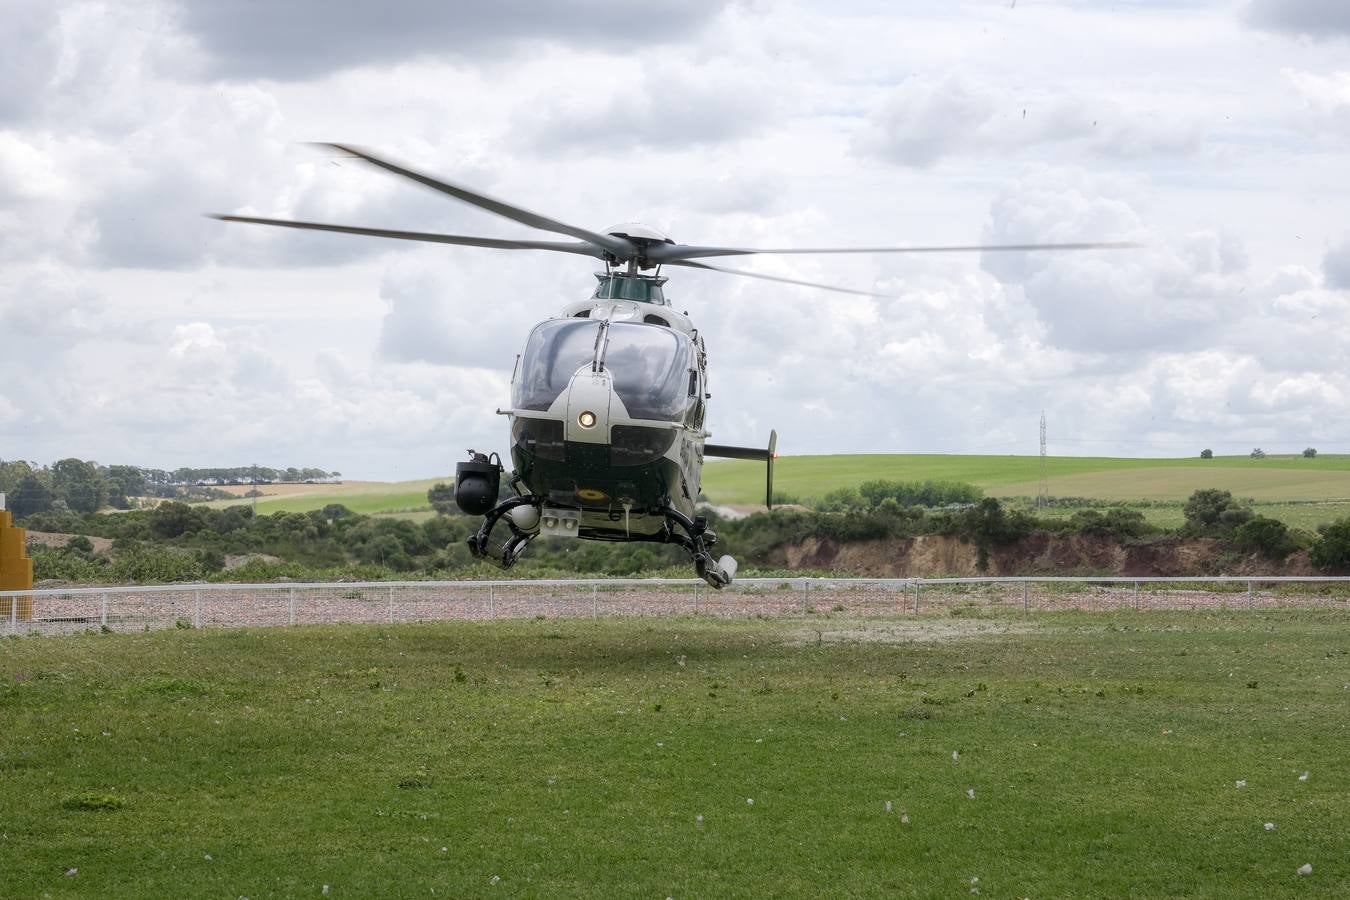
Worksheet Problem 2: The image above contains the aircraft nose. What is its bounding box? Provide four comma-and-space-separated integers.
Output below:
564, 370, 613, 444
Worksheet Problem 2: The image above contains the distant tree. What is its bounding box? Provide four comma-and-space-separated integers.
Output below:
51, 458, 106, 513
1303, 447, 1317, 459
9, 473, 54, 518
1200, 448, 1213, 459
1250, 448, 1266, 459
427, 483, 457, 516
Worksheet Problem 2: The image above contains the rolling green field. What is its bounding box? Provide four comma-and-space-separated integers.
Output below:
2, 612, 1347, 896
702, 453, 1350, 528
202, 478, 444, 517
192, 455, 1350, 531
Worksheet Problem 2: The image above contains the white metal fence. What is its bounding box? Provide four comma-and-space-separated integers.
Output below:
1, 576, 1347, 637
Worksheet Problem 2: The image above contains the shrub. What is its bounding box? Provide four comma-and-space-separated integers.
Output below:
1232, 516, 1297, 560
1183, 489, 1250, 533
1200, 448, 1213, 459
1310, 519, 1350, 572
1303, 447, 1317, 458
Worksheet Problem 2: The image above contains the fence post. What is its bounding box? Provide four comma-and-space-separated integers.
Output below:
9, 595, 15, 634
489, 584, 496, 619
289, 587, 297, 626
100, 593, 108, 629
387, 585, 395, 623
591, 584, 598, 619
194, 589, 202, 628
802, 579, 810, 613
1134, 581, 1140, 611
694, 582, 700, 614
1022, 582, 1028, 613
1248, 580, 1254, 610
913, 581, 921, 614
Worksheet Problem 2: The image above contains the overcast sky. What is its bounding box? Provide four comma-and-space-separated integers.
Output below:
2, 0, 1349, 479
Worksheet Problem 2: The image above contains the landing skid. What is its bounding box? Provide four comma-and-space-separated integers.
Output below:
465, 496, 738, 588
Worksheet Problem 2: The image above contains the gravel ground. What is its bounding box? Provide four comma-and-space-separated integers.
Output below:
5, 581, 1346, 636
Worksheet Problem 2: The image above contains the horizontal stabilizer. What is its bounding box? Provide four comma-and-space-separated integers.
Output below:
704, 430, 778, 509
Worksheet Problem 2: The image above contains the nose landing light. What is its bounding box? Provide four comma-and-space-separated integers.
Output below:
578, 410, 597, 429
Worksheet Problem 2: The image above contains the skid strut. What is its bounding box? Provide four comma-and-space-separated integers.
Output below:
662, 505, 738, 589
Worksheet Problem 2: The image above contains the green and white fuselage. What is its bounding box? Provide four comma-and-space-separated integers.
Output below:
501, 272, 708, 541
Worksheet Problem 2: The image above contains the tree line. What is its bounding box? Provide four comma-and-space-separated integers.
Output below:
0, 459, 339, 518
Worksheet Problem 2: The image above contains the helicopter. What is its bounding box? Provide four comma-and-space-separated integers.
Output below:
214, 143, 1130, 587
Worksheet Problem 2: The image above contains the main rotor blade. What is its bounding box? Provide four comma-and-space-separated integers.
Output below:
209, 214, 607, 258
317, 143, 635, 258
666, 259, 891, 298
647, 240, 1139, 264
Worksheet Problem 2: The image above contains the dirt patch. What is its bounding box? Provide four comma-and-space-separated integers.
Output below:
785, 618, 1039, 646
223, 553, 282, 570
24, 531, 115, 554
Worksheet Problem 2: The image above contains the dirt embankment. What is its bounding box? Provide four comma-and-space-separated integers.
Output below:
775, 533, 1315, 577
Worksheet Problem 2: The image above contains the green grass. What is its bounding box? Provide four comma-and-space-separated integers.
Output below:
703, 453, 1350, 528
2, 612, 1347, 896
201, 478, 444, 516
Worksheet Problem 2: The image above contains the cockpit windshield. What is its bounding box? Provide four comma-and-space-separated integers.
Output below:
512, 319, 694, 422
607, 323, 692, 421
512, 319, 598, 411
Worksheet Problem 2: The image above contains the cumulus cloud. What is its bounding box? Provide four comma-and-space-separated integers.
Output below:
166, 0, 733, 81
1325, 239, 1350, 289
1247, 1, 1350, 39
512, 59, 778, 154
854, 74, 1201, 168
0, 0, 62, 123
1282, 69, 1350, 119
977, 171, 1255, 356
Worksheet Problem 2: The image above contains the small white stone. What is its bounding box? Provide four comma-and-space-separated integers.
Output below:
1298, 771, 1309, 781
65, 868, 77, 877
323, 886, 330, 896
1264, 823, 1275, 831
746, 798, 754, 806
952, 750, 960, 762
1297, 863, 1312, 876
489, 875, 501, 886
695, 814, 704, 824
440, 847, 448, 853
966, 788, 975, 799
884, 800, 892, 813
1235, 780, 1246, 789
204, 853, 213, 861
656, 742, 664, 747
900, 813, 910, 824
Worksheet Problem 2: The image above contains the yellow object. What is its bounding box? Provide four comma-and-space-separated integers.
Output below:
0, 509, 33, 621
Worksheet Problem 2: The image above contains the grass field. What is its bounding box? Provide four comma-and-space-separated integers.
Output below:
702, 453, 1350, 528
201, 478, 445, 517
3, 612, 1347, 896
188, 454, 1350, 530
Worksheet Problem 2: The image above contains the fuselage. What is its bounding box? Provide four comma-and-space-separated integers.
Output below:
502, 273, 708, 540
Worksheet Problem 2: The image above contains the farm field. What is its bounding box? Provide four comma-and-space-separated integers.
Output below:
188, 455, 1350, 530
2, 612, 1346, 896
702, 453, 1350, 527
200, 478, 444, 517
